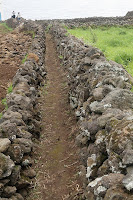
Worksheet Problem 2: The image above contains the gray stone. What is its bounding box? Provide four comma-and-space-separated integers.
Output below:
7, 144, 24, 164
90, 89, 133, 113
10, 165, 21, 186
3, 186, 16, 198
0, 139, 11, 153
123, 167, 133, 191
13, 138, 33, 154
0, 153, 15, 179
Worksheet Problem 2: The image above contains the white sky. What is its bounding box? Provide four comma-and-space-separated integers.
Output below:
1, 0, 133, 20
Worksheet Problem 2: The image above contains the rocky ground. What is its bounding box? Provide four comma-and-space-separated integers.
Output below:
0, 27, 32, 112
26, 34, 83, 200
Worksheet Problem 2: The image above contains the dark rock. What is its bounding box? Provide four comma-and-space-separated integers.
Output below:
0, 153, 15, 179
123, 166, 133, 191
104, 186, 133, 200
13, 138, 33, 154
0, 138, 11, 153
2, 186, 16, 198
7, 144, 24, 164
22, 168, 36, 179
10, 165, 21, 186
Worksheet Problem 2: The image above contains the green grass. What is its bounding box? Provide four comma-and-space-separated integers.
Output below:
0, 112, 3, 119
1, 98, 8, 110
24, 30, 35, 39
66, 26, 133, 76
22, 54, 28, 64
0, 23, 13, 34
7, 83, 13, 94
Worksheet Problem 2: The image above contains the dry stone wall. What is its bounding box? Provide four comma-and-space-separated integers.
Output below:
37, 13, 133, 29
51, 23, 133, 199
0, 21, 46, 199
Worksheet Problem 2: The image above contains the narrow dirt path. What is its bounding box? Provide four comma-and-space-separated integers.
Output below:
27, 34, 82, 200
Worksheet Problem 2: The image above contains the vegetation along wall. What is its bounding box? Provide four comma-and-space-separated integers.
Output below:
50, 22, 133, 199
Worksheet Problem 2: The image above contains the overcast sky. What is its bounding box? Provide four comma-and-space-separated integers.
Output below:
1, 0, 133, 20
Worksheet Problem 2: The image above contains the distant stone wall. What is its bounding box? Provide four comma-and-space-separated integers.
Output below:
0, 21, 46, 199
61, 16, 133, 28
37, 12, 133, 28
51, 23, 133, 199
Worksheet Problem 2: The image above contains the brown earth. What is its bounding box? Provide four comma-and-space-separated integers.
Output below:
27, 34, 83, 200
0, 27, 32, 112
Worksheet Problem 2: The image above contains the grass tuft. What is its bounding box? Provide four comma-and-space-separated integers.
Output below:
7, 83, 13, 94
1, 98, 8, 110
22, 54, 28, 64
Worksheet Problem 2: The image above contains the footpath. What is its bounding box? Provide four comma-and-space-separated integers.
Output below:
27, 34, 82, 200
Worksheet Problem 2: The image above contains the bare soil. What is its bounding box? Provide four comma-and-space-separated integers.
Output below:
27, 34, 83, 200
0, 29, 32, 112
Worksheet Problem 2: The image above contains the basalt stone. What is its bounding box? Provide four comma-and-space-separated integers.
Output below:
6, 93, 33, 111
104, 186, 133, 200
76, 133, 89, 147
16, 176, 31, 190
18, 189, 28, 198
95, 130, 106, 153
1, 111, 25, 126
12, 74, 29, 87
0, 183, 4, 196
0, 153, 15, 179
2, 186, 16, 198
10, 165, 21, 186
0, 138, 11, 153
87, 173, 124, 199
123, 166, 133, 191
13, 82, 30, 94
86, 120, 100, 140
11, 193, 24, 200
7, 106, 33, 122
7, 144, 24, 164
0, 120, 18, 140
17, 127, 32, 139
90, 89, 133, 113
97, 160, 110, 177
92, 87, 105, 101
105, 120, 133, 159
13, 138, 33, 154
22, 168, 36, 179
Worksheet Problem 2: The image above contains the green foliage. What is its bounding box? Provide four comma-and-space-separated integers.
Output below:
66, 25, 133, 77
0, 23, 13, 34
22, 54, 28, 64
1, 23, 13, 31
45, 24, 52, 33
7, 83, 13, 94
89, 26, 97, 43
1, 98, 8, 110
0, 112, 3, 119
24, 30, 35, 39
130, 86, 133, 92
58, 55, 63, 59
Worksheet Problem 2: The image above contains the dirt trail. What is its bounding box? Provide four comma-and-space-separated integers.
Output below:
27, 34, 82, 200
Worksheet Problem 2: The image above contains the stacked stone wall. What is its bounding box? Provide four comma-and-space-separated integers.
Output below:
51, 23, 133, 199
0, 21, 46, 199
37, 14, 133, 29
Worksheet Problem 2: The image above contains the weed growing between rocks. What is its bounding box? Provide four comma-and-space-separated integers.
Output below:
22, 54, 28, 64
7, 83, 13, 94
1, 98, 8, 110
0, 23, 13, 34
